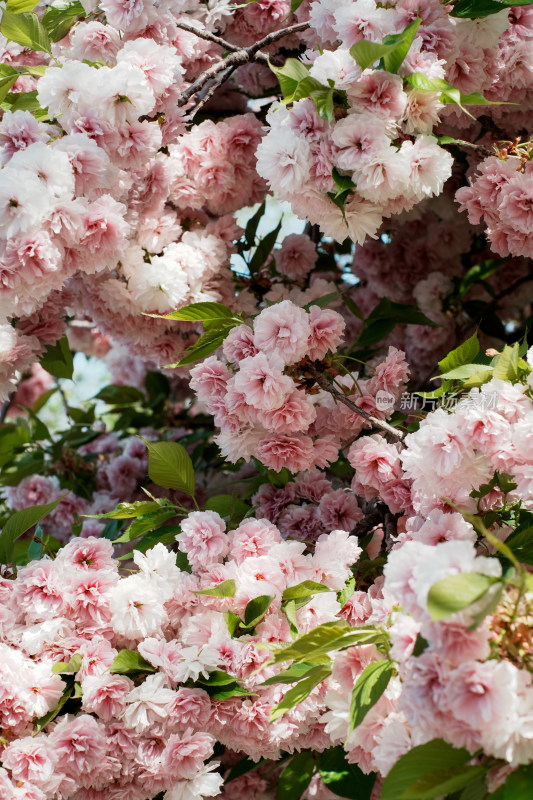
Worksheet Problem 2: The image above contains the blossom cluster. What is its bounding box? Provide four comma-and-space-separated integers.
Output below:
190, 299, 408, 472
456, 153, 533, 260
0, 523, 361, 798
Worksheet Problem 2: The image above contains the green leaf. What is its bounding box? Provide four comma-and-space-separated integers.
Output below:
262, 661, 323, 686
438, 333, 479, 374
194, 579, 236, 597
271, 621, 388, 664
196, 670, 238, 686
42, 0, 85, 42
204, 494, 250, 525
399, 766, 487, 799
451, 0, 524, 18
319, 746, 376, 800
382, 18, 422, 73
109, 649, 157, 675
152, 301, 234, 322
112, 508, 177, 543
0, 495, 65, 564
405, 72, 506, 115
492, 343, 519, 381
6, 0, 39, 13
243, 595, 273, 628
268, 57, 310, 99
381, 740, 471, 800
427, 572, 498, 621
282, 580, 332, 602
244, 200, 266, 249
173, 326, 236, 367
350, 18, 420, 72
0, 64, 20, 103
358, 299, 436, 347
0, 10, 52, 54
40, 336, 74, 380
332, 168, 356, 198
143, 439, 195, 495
96, 385, 145, 404
271, 664, 331, 721
438, 363, 492, 381
290, 0, 305, 10
458, 261, 505, 298
248, 221, 282, 276
277, 752, 315, 800
51, 653, 82, 674
504, 526, 533, 565
34, 683, 72, 732
348, 659, 395, 735
503, 765, 533, 799
86, 500, 165, 520
226, 757, 270, 783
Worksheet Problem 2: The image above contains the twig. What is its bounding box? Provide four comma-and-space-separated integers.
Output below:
175, 22, 241, 52
445, 139, 494, 159
56, 382, 72, 423
310, 366, 406, 442
178, 21, 310, 108
191, 64, 238, 116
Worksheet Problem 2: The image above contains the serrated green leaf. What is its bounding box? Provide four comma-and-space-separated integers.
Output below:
96, 385, 145, 404
262, 661, 322, 686
42, 0, 85, 42
51, 653, 82, 674
143, 439, 195, 495
0, 494, 65, 564
277, 752, 315, 800
0, 10, 51, 54
109, 649, 157, 674
151, 301, 234, 322
427, 572, 498, 621
194, 579, 236, 597
112, 508, 177, 543
348, 659, 395, 735
34, 683, 72, 732
86, 501, 165, 520
350, 18, 420, 72
268, 57, 310, 98
40, 335, 74, 380
270, 664, 331, 721
400, 766, 487, 799
282, 580, 332, 602
492, 343, 519, 381
172, 326, 236, 367
6, 0, 39, 10
243, 595, 273, 628
438, 333, 479, 374
381, 740, 471, 800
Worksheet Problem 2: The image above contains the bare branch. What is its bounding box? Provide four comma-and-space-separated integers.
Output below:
178, 21, 310, 108
310, 366, 406, 443
175, 22, 240, 52
190, 65, 239, 117
444, 139, 494, 159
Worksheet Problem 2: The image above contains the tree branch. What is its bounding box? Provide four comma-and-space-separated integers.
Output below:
178, 21, 310, 108
444, 139, 494, 159
309, 366, 406, 442
175, 22, 241, 52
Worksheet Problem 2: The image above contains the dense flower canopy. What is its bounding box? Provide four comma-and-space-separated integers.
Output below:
0, 0, 533, 798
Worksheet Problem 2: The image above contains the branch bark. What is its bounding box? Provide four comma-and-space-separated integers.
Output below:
177, 21, 310, 108
310, 366, 406, 443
